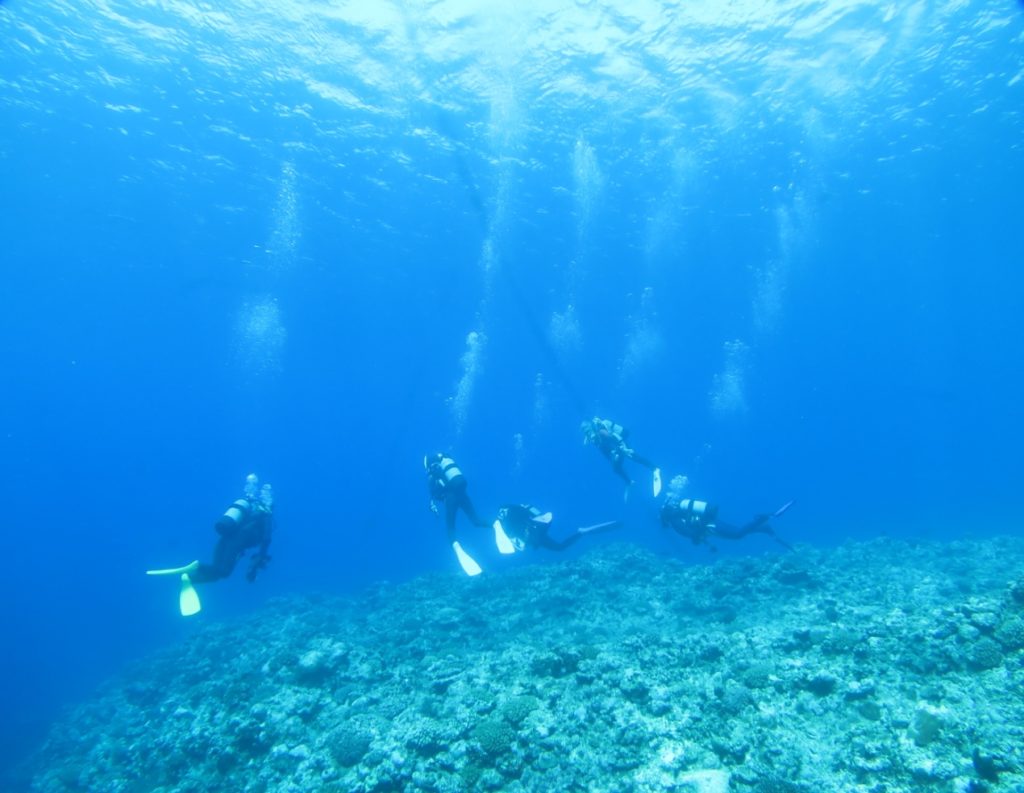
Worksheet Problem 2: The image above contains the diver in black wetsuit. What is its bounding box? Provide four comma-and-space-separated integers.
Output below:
425, 452, 490, 575
146, 473, 274, 616
581, 416, 661, 497
425, 453, 489, 540
660, 476, 793, 551
193, 477, 274, 584
494, 504, 621, 553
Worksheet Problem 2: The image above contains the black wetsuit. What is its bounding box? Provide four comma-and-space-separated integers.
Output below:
427, 456, 488, 542
498, 504, 583, 552
193, 502, 273, 583
591, 421, 656, 485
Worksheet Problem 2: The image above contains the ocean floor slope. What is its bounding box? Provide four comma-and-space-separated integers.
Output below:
29, 537, 1024, 792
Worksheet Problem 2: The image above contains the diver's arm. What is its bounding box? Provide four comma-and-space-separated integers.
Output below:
246, 515, 273, 582
427, 477, 445, 512
260, 513, 273, 553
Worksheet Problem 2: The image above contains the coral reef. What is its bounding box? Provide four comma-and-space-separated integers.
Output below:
29, 537, 1024, 792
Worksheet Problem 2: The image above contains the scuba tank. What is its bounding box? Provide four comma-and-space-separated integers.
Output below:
679, 498, 710, 516
678, 499, 718, 526
216, 498, 253, 535
217, 475, 272, 535
424, 453, 462, 482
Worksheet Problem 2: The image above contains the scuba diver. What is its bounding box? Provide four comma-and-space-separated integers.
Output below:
146, 473, 274, 616
581, 416, 662, 499
425, 452, 490, 576
492, 503, 621, 554
659, 475, 793, 552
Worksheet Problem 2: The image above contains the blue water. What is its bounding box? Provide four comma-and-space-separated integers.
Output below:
1, 0, 1022, 783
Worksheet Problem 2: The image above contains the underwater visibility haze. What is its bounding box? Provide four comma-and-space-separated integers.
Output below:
1, 0, 1023, 790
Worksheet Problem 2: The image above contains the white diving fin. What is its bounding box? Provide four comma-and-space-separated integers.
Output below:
179, 574, 202, 616
452, 541, 483, 576
493, 519, 516, 555
653, 468, 662, 497
146, 560, 199, 577
772, 499, 795, 518
577, 520, 622, 535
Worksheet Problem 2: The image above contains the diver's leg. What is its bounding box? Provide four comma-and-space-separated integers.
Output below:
192, 535, 245, 583
445, 497, 459, 543
539, 532, 584, 552
707, 521, 751, 540
744, 510, 794, 550
459, 492, 489, 528
612, 456, 633, 484
739, 514, 773, 535
625, 449, 661, 495
710, 514, 774, 540
446, 477, 486, 528
627, 450, 657, 470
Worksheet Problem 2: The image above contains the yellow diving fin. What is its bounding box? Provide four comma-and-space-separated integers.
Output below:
146, 561, 201, 617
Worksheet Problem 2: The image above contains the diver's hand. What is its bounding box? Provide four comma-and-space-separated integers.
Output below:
429, 502, 439, 516
246, 554, 270, 582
